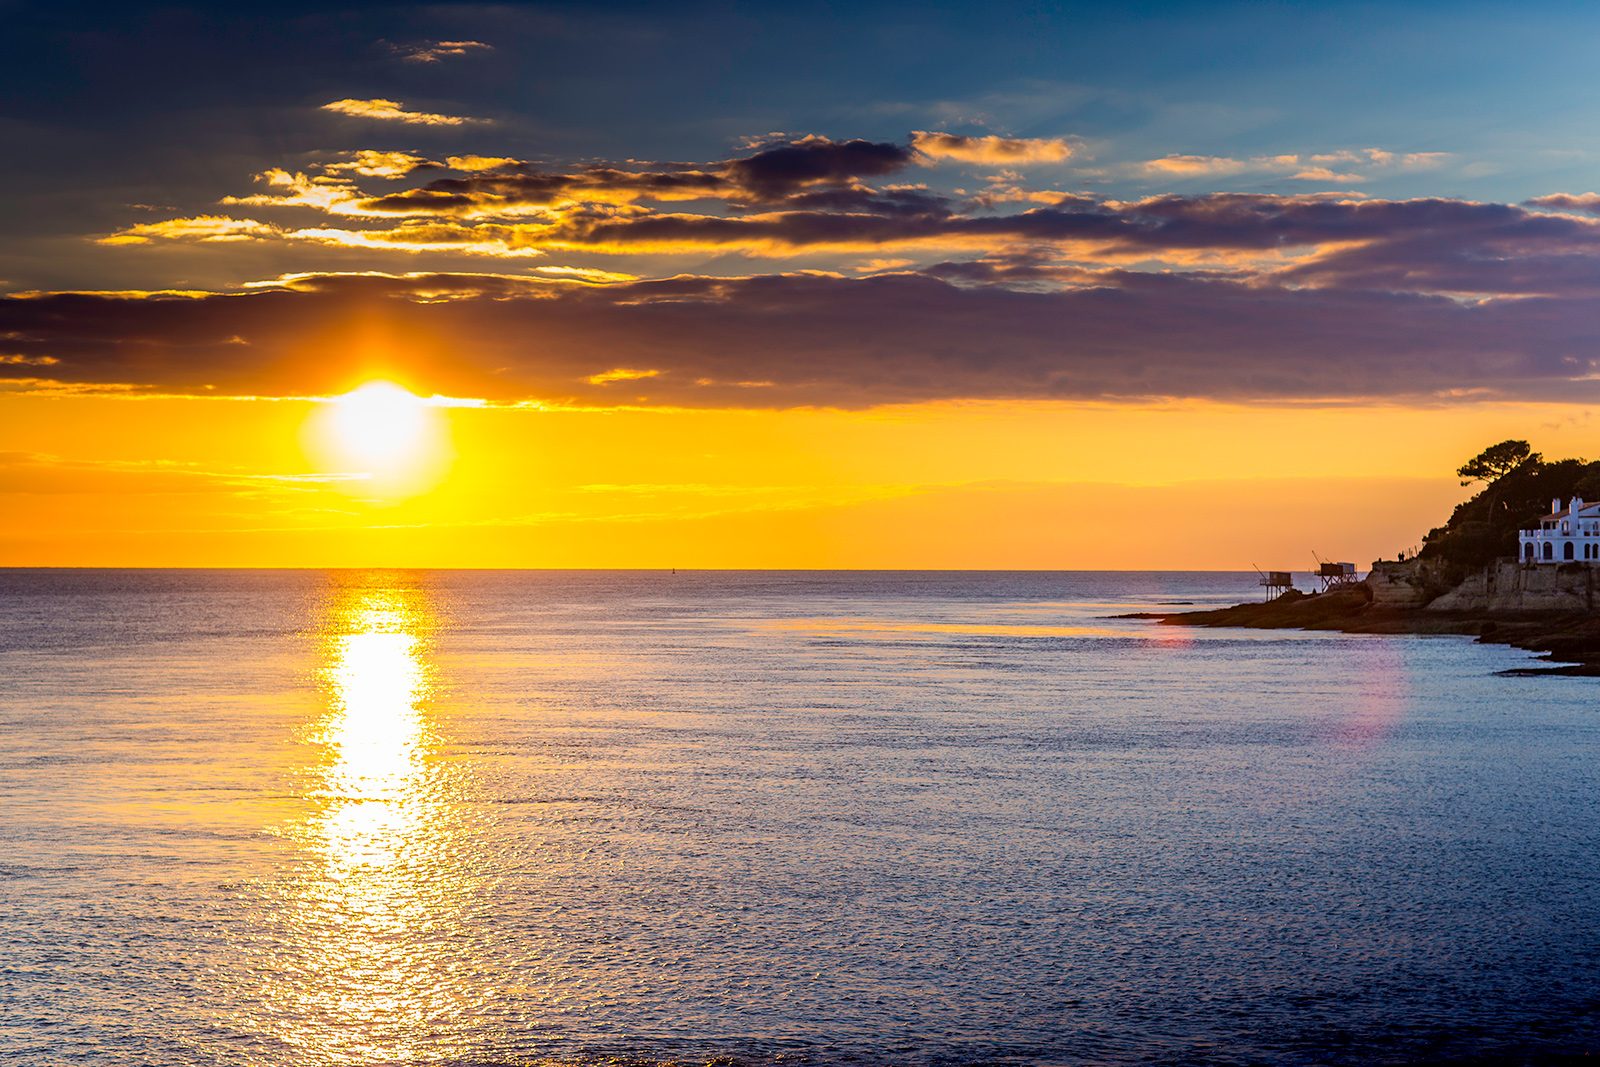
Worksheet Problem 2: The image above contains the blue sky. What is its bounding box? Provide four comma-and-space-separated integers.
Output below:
4, 1, 1597, 239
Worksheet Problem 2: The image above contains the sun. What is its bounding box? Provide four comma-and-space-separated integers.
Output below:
330, 382, 430, 469
303, 380, 453, 499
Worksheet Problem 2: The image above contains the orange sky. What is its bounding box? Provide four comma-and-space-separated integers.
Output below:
3, 389, 1587, 568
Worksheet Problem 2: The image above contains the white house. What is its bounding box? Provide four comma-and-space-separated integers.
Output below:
1520, 496, 1600, 563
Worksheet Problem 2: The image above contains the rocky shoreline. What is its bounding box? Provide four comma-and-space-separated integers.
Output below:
1127, 564, 1600, 676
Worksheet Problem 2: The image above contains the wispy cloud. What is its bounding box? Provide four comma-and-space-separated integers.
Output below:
220, 169, 372, 215
321, 98, 485, 126
586, 367, 661, 385
1141, 154, 1253, 178
324, 150, 442, 178
98, 215, 277, 245
912, 131, 1073, 165
388, 39, 492, 63
1139, 148, 1448, 183
0, 450, 359, 499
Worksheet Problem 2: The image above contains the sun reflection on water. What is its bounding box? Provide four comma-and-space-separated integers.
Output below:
319, 594, 430, 867
262, 577, 496, 1066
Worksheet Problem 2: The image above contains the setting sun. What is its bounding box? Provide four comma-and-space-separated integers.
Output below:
299, 381, 452, 499
331, 382, 429, 468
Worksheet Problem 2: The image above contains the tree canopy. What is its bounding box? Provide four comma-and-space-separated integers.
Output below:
1456, 439, 1538, 486
1422, 441, 1597, 570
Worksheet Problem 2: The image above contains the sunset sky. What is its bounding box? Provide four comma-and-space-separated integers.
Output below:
6, 0, 1600, 567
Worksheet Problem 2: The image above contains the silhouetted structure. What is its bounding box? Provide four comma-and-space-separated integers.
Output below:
1314, 559, 1359, 592
1256, 569, 1294, 601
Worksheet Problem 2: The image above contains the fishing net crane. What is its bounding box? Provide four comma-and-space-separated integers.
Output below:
1253, 565, 1294, 601
1311, 551, 1359, 592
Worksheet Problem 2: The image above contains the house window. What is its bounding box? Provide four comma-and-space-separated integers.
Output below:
1545, 541, 1555, 561
1565, 542, 1575, 561
1525, 542, 1536, 560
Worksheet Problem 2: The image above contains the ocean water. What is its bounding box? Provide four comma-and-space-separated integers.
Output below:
2, 568, 1599, 1066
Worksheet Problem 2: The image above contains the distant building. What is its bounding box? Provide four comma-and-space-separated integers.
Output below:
1519, 496, 1600, 563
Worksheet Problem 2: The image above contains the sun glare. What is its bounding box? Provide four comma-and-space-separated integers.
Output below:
332, 382, 429, 468
304, 380, 452, 498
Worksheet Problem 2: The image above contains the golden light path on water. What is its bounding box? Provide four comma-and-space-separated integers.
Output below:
261, 579, 501, 1066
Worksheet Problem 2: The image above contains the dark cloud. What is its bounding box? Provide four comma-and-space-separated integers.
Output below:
1274, 209, 1600, 295
504, 193, 1595, 267
343, 136, 920, 217
722, 137, 915, 200
179, 179, 1600, 286
354, 167, 730, 215
5, 269, 1600, 407
387, 39, 492, 64
772, 186, 953, 217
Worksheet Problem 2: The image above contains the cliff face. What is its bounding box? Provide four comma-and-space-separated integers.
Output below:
1424, 561, 1597, 613
1367, 559, 1458, 609
1366, 556, 1600, 613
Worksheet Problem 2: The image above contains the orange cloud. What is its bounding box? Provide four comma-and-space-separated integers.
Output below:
532, 265, 639, 283
320, 98, 483, 126
98, 215, 278, 245
447, 155, 524, 172
586, 367, 661, 385
324, 150, 440, 178
912, 131, 1073, 165
286, 221, 548, 256
1290, 167, 1366, 182
1141, 155, 1252, 177
221, 169, 374, 215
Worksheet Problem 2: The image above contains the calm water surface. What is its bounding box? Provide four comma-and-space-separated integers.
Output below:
2, 569, 1599, 1066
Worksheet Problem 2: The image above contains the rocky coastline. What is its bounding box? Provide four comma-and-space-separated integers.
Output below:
1137, 559, 1600, 676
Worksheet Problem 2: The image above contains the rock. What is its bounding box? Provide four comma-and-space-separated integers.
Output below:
1425, 560, 1596, 613
1366, 559, 1449, 609
1159, 561, 1600, 677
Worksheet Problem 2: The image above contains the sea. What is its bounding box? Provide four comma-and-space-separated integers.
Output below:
2, 568, 1599, 1066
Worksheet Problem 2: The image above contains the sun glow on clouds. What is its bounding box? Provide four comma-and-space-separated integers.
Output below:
911, 131, 1074, 165
98, 215, 276, 245
321, 98, 483, 126
586, 367, 660, 385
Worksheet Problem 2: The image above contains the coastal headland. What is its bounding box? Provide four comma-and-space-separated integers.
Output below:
1134, 559, 1600, 676
1128, 440, 1600, 674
